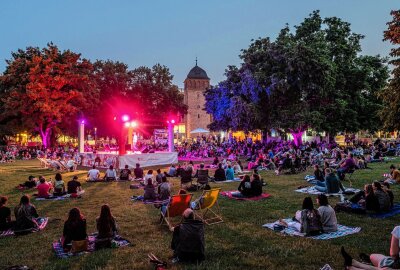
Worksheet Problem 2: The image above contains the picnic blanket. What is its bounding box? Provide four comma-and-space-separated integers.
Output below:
131, 196, 170, 205
220, 191, 271, 201
304, 175, 315, 182
215, 178, 242, 183
295, 186, 360, 196
53, 233, 131, 258
263, 218, 361, 240
35, 190, 85, 201
0, 217, 49, 237
370, 203, 400, 219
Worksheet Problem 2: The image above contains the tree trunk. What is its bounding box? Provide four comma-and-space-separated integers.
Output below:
39, 126, 52, 149
290, 130, 304, 147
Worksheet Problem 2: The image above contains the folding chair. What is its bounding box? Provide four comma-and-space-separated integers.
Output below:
180, 170, 193, 188
194, 188, 223, 225
196, 169, 210, 190
160, 193, 193, 231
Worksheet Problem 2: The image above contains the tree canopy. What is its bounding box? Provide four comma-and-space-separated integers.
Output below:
205, 11, 389, 144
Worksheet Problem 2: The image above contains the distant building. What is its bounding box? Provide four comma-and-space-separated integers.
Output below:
183, 61, 212, 138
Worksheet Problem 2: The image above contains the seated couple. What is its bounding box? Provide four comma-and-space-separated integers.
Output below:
336, 182, 393, 214
279, 195, 338, 235
309, 168, 345, 194
37, 175, 82, 198
341, 225, 400, 269
212, 163, 238, 181
230, 174, 262, 198
143, 177, 171, 201
62, 204, 118, 252
0, 195, 41, 232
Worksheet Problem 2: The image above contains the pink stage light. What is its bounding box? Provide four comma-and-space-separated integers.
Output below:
122, 115, 130, 122
124, 122, 130, 128
171, 119, 175, 124
131, 121, 138, 128
80, 120, 85, 124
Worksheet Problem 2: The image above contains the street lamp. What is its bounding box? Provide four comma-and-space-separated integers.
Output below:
167, 117, 176, 152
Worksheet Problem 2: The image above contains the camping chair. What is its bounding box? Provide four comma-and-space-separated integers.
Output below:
160, 193, 193, 231
196, 169, 210, 190
194, 188, 223, 225
180, 170, 193, 188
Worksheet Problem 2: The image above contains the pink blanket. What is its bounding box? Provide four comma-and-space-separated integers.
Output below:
220, 191, 271, 201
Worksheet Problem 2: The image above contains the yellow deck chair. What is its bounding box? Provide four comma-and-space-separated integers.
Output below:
194, 188, 223, 225
160, 193, 193, 231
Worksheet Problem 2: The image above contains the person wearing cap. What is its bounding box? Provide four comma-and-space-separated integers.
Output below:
67, 176, 82, 194
171, 208, 205, 263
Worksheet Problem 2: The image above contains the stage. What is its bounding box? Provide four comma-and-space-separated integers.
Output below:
80, 151, 178, 169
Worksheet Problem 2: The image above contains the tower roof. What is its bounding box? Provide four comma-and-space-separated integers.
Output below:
186, 60, 209, 80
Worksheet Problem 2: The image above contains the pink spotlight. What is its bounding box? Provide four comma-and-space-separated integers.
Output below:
124, 122, 130, 128
80, 120, 85, 124
122, 115, 130, 122
131, 121, 138, 128
171, 119, 175, 124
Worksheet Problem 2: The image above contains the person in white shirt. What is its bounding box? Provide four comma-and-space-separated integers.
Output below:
144, 170, 154, 186
87, 165, 100, 181
67, 158, 76, 172
104, 165, 117, 181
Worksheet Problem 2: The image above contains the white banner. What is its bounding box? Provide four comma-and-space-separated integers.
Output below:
119, 152, 178, 169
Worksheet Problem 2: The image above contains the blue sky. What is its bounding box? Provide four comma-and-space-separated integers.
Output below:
0, 1, 397, 87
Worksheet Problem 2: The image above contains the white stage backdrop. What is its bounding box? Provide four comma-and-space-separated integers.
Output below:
81, 152, 178, 169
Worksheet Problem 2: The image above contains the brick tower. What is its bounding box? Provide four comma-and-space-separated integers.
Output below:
184, 60, 211, 138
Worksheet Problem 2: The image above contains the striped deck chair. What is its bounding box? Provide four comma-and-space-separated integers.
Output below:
160, 193, 193, 231
194, 188, 223, 225
37, 158, 50, 168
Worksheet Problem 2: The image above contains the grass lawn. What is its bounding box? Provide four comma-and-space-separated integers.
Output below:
0, 160, 399, 270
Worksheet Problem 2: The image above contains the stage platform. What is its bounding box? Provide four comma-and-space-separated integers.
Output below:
80, 151, 178, 169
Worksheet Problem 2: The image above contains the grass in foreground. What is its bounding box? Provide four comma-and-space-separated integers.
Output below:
0, 160, 399, 270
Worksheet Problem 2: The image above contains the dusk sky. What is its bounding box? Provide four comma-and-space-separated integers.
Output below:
0, 1, 397, 87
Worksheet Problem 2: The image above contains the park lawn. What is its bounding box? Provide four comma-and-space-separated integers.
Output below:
0, 160, 399, 270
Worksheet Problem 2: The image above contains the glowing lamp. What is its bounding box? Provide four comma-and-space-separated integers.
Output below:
80, 120, 85, 124
171, 119, 175, 124
113, 116, 117, 121
122, 115, 130, 122
124, 122, 131, 128
130, 121, 138, 128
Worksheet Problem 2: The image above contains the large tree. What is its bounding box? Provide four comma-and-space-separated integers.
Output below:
0, 43, 98, 147
380, 10, 400, 130
205, 11, 388, 145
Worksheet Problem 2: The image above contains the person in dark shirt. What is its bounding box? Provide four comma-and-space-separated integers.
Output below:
134, 163, 144, 179
18, 175, 37, 189
213, 163, 226, 181
95, 204, 118, 249
250, 174, 263, 197
383, 182, 394, 208
14, 195, 39, 231
67, 176, 82, 194
313, 165, 324, 181
119, 165, 131, 181
0, 196, 13, 231
63, 207, 87, 251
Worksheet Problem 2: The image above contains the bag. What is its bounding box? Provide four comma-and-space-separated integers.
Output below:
273, 224, 286, 231
71, 239, 88, 253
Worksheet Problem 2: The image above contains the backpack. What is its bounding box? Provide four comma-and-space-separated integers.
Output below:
301, 209, 322, 235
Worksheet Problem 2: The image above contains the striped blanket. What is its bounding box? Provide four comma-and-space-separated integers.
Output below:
53, 233, 131, 258
35, 190, 85, 201
0, 217, 49, 237
263, 218, 361, 240
295, 186, 360, 196
131, 196, 170, 205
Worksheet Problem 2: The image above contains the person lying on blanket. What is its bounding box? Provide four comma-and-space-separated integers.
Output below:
279, 197, 323, 236
0, 196, 14, 231
14, 195, 39, 232
317, 194, 337, 232
95, 204, 118, 249
341, 226, 400, 269
53, 173, 66, 196
171, 208, 205, 264
18, 175, 37, 189
67, 176, 82, 195
231, 174, 263, 198
336, 184, 380, 214
62, 207, 87, 252
87, 165, 100, 181
37, 176, 52, 198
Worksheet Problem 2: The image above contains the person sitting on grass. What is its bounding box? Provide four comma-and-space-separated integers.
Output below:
104, 165, 117, 181
95, 204, 118, 249
0, 196, 14, 231
314, 165, 324, 182
156, 169, 164, 184
144, 179, 157, 201
232, 174, 263, 198
341, 226, 400, 269
213, 163, 226, 182
14, 195, 39, 232
336, 184, 380, 214
18, 175, 37, 189
280, 197, 322, 236
317, 194, 337, 232
314, 168, 345, 194
158, 176, 171, 201
171, 208, 205, 264
53, 173, 65, 195
67, 176, 82, 194
87, 165, 100, 181
386, 164, 400, 184
134, 163, 144, 180
165, 164, 177, 177
233, 162, 242, 174
36, 176, 52, 198
62, 207, 87, 252
383, 182, 394, 209
225, 164, 235, 181
144, 170, 154, 186
119, 165, 131, 181
373, 181, 391, 213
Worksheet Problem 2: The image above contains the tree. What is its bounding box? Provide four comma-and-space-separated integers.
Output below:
205, 11, 388, 145
380, 10, 400, 130
0, 43, 98, 147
